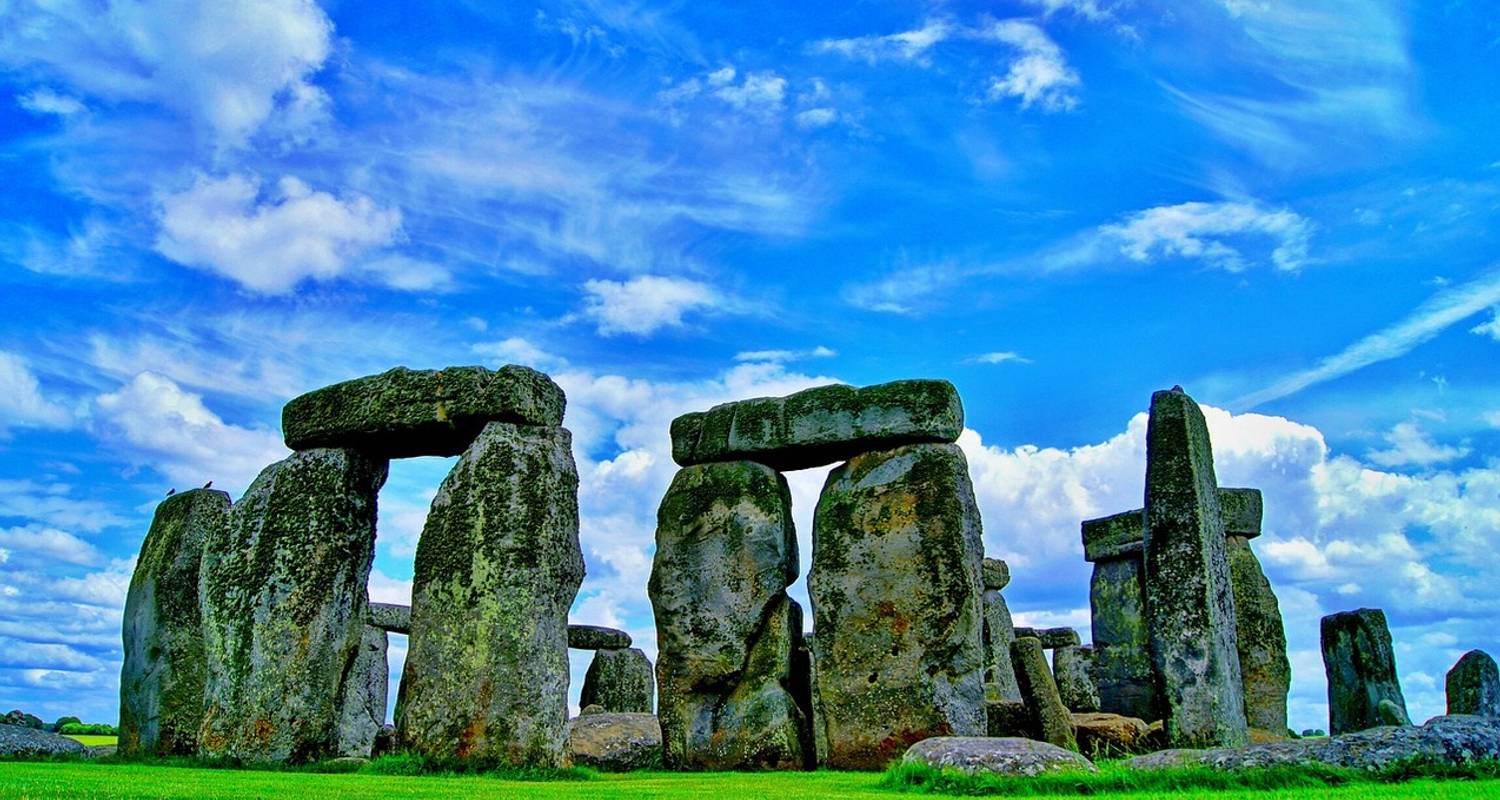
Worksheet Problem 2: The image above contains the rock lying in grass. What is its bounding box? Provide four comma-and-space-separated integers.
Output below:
0, 724, 86, 756
1071, 712, 1150, 757
1125, 714, 1500, 771
565, 713, 663, 772
902, 737, 1097, 776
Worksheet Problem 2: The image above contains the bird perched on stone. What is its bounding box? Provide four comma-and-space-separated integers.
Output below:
167, 488, 176, 496
203, 480, 213, 489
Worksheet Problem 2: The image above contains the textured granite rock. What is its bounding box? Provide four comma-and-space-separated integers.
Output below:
1227, 534, 1290, 734
1218, 488, 1263, 538
199, 448, 386, 763
0, 724, 87, 756
649, 461, 809, 770
1143, 388, 1247, 748
1013, 627, 1082, 650
1053, 645, 1101, 713
981, 589, 1021, 702
397, 422, 582, 767
580, 648, 654, 714
671, 380, 963, 471
902, 736, 1096, 776
367, 603, 410, 634
981, 558, 1011, 591
985, 689, 1030, 738
1321, 608, 1409, 736
810, 442, 986, 770
1086, 552, 1158, 722
568, 625, 633, 650
1446, 650, 1499, 716
1011, 637, 1078, 752
1071, 712, 1150, 757
565, 713, 662, 772
336, 623, 388, 757
282, 365, 565, 458
120, 488, 228, 757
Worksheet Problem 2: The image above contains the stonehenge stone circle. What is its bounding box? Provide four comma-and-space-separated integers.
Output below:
1321, 608, 1410, 735
397, 421, 583, 766
1447, 649, 1500, 716
199, 448, 387, 763
120, 488, 228, 757
282, 365, 565, 458
580, 648, 655, 714
1081, 509, 1157, 723
811, 441, 987, 769
1010, 637, 1078, 751
649, 460, 810, 770
1220, 488, 1291, 735
1143, 388, 1248, 748
670, 379, 963, 471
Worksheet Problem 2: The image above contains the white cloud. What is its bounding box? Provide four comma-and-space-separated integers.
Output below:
1024, 0, 1115, 20
92, 371, 288, 494
713, 71, 788, 115
980, 20, 1081, 112
1470, 308, 1500, 340
154, 174, 406, 294
0, 526, 101, 567
1239, 265, 1500, 407
810, 19, 955, 65
0, 351, 72, 433
0, 480, 127, 533
580, 275, 728, 336
1097, 200, 1313, 272
970, 351, 1032, 365
16, 88, 85, 116
1366, 420, 1470, 468
794, 107, 839, 129
472, 337, 568, 371
0, 0, 334, 146
733, 346, 836, 363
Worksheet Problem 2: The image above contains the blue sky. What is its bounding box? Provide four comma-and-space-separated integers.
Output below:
1, 0, 1497, 734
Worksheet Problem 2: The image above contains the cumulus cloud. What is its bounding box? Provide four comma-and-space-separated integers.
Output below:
0, 526, 101, 567
472, 337, 569, 372
980, 20, 1081, 112
154, 174, 408, 294
0, 480, 127, 533
794, 107, 839, 129
1097, 200, 1313, 272
580, 275, 729, 336
0, 0, 334, 146
0, 351, 72, 433
1366, 420, 1470, 468
810, 19, 955, 65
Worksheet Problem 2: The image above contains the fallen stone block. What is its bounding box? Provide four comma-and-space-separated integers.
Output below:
902, 737, 1097, 776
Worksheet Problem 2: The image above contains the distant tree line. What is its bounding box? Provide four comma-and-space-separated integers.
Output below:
3, 709, 118, 735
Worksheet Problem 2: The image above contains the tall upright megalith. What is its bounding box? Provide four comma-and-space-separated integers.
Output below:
120, 488, 229, 757
1220, 488, 1290, 734
1322, 608, 1410, 734
1142, 388, 1247, 748
1447, 650, 1500, 716
336, 620, 389, 758
649, 461, 809, 770
199, 449, 386, 762
980, 558, 1022, 703
397, 421, 583, 766
1081, 509, 1157, 722
810, 441, 987, 769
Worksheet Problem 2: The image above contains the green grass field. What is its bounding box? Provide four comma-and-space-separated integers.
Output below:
60, 735, 117, 747
1, 762, 1499, 800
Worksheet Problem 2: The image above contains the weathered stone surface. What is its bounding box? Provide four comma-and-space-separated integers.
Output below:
1127, 715, 1500, 771
336, 623, 388, 757
200, 448, 386, 763
1226, 535, 1290, 734
282, 365, 565, 458
981, 558, 1011, 591
1446, 650, 1499, 716
1321, 608, 1409, 736
367, 603, 409, 634
1011, 637, 1078, 752
903, 737, 1097, 776
568, 625, 632, 650
120, 488, 228, 757
397, 422, 582, 767
1218, 488, 1263, 538
581, 648, 655, 714
671, 380, 963, 471
0, 724, 86, 756
1013, 627, 1081, 650
800, 632, 829, 767
1143, 388, 1247, 749
649, 461, 809, 770
810, 442, 986, 770
1082, 509, 1144, 563
1072, 713, 1150, 757
985, 693, 1030, 738
1376, 699, 1411, 727
1054, 646, 1101, 713
1087, 555, 1158, 722
981, 589, 1021, 702
581, 705, 606, 716
565, 713, 663, 772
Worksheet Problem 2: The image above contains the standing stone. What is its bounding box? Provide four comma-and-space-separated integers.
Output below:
568, 625, 632, 650
1083, 509, 1158, 723
1224, 531, 1290, 733
1142, 388, 1247, 748
1321, 608, 1410, 735
199, 448, 387, 763
1447, 650, 1500, 716
982, 590, 1022, 702
649, 461, 809, 770
1054, 646, 1101, 713
1010, 637, 1078, 751
580, 648, 655, 714
336, 622, 388, 757
810, 442, 986, 770
397, 422, 582, 767
120, 489, 229, 757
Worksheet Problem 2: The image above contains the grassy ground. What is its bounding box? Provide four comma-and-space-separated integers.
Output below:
1, 761, 1499, 800
61, 735, 117, 747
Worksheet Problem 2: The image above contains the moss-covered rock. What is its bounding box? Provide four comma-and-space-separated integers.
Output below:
282, 365, 565, 458
1218, 488, 1263, 538
336, 623, 388, 757
1053, 646, 1100, 713
1227, 535, 1290, 734
199, 448, 386, 763
670, 379, 962, 471
981, 558, 1010, 591
1010, 637, 1078, 751
1013, 627, 1081, 650
580, 648, 655, 714
981, 589, 1021, 702
367, 602, 409, 633
396, 422, 582, 767
568, 625, 632, 650
1447, 649, 1499, 716
1321, 608, 1409, 735
809, 442, 986, 770
120, 488, 229, 757
1143, 388, 1247, 749
648, 461, 809, 770
1086, 554, 1158, 722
